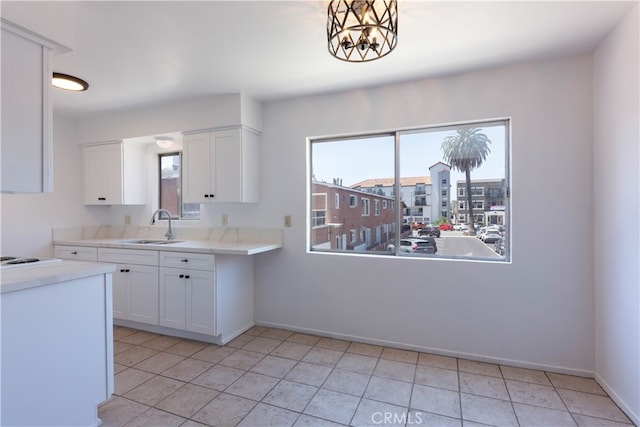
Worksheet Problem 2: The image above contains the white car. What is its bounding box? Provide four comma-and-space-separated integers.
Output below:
482, 230, 502, 243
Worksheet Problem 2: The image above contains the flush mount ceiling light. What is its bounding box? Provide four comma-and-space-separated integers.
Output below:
52, 72, 89, 91
155, 137, 174, 148
327, 0, 398, 62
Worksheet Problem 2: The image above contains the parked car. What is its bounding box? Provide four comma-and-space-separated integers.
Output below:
453, 224, 466, 231
419, 225, 440, 238
477, 227, 487, 239
387, 238, 436, 254
416, 236, 438, 253
438, 223, 453, 231
482, 230, 502, 244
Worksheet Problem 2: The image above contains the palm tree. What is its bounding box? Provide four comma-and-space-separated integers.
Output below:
441, 127, 491, 235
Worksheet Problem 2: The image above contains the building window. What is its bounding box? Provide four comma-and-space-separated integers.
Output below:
312, 211, 326, 227
159, 152, 200, 220
362, 198, 370, 216
310, 120, 509, 261
472, 187, 485, 196
335, 193, 340, 209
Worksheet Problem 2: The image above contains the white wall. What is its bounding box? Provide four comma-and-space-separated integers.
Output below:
593, 5, 640, 425
254, 54, 596, 375
0, 115, 109, 256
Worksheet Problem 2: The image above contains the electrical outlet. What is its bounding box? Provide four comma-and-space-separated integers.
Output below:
284, 215, 292, 228
222, 214, 228, 226
124, 215, 131, 225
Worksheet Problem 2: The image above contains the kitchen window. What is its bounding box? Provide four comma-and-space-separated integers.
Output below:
309, 119, 510, 261
159, 152, 200, 220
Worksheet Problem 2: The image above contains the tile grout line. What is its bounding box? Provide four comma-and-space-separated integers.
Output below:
108, 327, 634, 427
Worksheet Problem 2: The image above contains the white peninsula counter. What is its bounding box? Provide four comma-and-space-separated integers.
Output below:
1, 260, 115, 427
52, 225, 283, 345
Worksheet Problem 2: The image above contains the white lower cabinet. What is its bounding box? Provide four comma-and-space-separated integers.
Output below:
159, 267, 216, 335
56, 244, 253, 344
112, 264, 159, 324
159, 251, 216, 336
98, 248, 159, 325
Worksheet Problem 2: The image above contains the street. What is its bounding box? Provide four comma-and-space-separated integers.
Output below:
413, 230, 502, 259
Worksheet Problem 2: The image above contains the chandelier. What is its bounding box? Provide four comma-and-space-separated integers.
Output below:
327, 0, 398, 62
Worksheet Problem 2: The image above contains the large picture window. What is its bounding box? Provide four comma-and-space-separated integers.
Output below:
309, 119, 510, 261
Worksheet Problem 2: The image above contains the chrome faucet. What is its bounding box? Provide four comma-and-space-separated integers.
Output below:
150, 209, 175, 240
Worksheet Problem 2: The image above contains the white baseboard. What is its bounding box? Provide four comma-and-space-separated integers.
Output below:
255, 320, 594, 377
594, 372, 639, 426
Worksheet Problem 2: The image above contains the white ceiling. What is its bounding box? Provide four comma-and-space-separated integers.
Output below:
49, 1, 636, 119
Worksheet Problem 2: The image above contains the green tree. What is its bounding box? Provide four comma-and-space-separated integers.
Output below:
441, 128, 491, 235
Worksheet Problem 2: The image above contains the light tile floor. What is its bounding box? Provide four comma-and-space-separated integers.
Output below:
99, 326, 635, 427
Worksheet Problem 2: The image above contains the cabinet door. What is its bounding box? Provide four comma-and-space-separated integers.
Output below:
127, 264, 159, 325
83, 145, 108, 204
183, 132, 212, 203
83, 143, 124, 205
187, 270, 216, 335
112, 265, 127, 320
159, 267, 186, 330
1, 25, 53, 193
212, 128, 242, 202
103, 143, 124, 204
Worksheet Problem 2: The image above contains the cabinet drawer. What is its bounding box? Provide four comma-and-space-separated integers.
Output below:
54, 245, 98, 261
98, 248, 158, 266
159, 251, 215, 271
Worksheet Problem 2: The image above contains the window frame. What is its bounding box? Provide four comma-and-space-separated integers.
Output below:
308, 118, 511, 262
158, 151, 201, 220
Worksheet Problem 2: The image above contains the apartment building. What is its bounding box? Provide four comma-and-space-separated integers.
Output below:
351, 162, 451, 224
455, 178, 507, 226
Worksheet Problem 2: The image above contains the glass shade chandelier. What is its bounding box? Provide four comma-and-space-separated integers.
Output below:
327, 0, 398, 62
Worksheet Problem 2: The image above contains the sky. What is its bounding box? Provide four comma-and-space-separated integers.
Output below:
311, 124, 507, 196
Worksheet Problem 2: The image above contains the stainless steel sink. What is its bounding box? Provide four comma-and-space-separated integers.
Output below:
117, 239, 184, 245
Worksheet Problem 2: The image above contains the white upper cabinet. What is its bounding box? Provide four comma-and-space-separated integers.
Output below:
183, 127, 259, 203
83, 141, 146, 205
1, 23, 53, 193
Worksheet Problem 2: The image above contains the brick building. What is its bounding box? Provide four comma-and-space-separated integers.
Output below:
311, 181, 397, 251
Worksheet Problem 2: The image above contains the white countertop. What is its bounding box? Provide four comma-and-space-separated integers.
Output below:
52, 225, 284, 256
53, 238, 283, 255
1, 260, 116, 294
